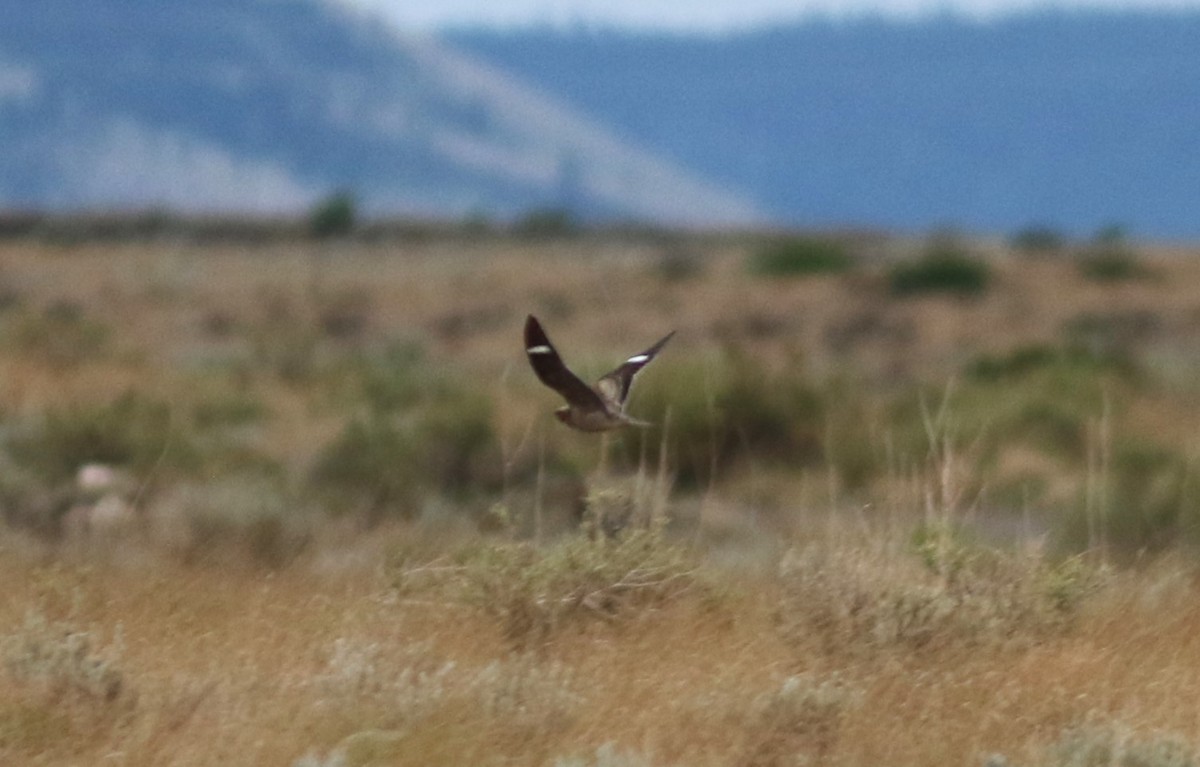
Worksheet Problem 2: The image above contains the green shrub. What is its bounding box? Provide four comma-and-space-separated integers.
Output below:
4, 391, 198, 484
653, 246, 705, 282
1076, 227, 1152, 282
966, 344, 1067, 381
1045, 722, 1198, 767
396, 530, 705, 648
1010, 224, 1067, 255
155, 474, 311, 568
747, 237, 855, 277
959, 343, 1136, 463
776, 533, 1105, 656
4, 302, 109, 368
297, 655, 581, 766
309, 381, 500, 520
415, 388, 503, 499
820, 377, 883, 491
737, 673, 860, 767
0, 610, 130, 750
1060, 442, 1200, 558
1062, 310, 1160, 364
2, 611, 126, 704
248, 291, 320, 383
191, 388, 268, 429
348, 341, 427, 414
317, 288, 373, 341
309, 418, 420, 520
513, 207, 578, 238
309, 190, 357, 239
1006, 401, 1091, 460
1078, 248, 1151, 282
465, 531, 701, 647
911, 346, 1137, 478
888, 242, 991, 297
618, 352, 831, 489
965, 344, 1131, 383
0, 392, 222, 537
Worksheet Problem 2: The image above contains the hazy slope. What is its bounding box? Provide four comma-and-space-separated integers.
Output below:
0, 0, 760, 225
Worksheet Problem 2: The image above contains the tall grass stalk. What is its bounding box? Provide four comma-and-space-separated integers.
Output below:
535, 432, 546, 542
1083, 391, 1113, 558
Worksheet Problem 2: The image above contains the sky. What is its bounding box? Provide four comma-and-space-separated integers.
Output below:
340, 0, 1200, 31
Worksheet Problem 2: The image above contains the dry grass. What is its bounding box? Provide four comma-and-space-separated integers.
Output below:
2, 538, 1200, 766
4, 231, 1200, 764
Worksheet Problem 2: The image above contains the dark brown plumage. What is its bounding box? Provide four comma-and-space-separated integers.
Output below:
524, 315, 673, 432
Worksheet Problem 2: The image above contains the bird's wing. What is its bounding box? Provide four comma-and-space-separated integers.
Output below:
524, 315, 606, 409
596, 330, 675, 408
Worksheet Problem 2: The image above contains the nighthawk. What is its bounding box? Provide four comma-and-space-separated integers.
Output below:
524, 315, 674, 432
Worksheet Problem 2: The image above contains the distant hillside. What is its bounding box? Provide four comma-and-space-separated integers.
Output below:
0, 0, 759, 226
453, 12, 1200, 239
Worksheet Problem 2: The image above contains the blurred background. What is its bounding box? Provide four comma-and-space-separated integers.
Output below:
7, 7, 1200, 763
2, 0, 1198, 237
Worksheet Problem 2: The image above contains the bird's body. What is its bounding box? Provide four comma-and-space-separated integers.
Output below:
524, 315, 673, 432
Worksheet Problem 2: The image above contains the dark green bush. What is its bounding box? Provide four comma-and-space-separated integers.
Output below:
1052, 439, 1200, 558
1077, 248, 1151, 282
309, 191, 357, 239
940, 343, 1133, 464
317, 288, 373, 341
5, 302, 109, 368
309, 418, 420, 520
820, 379, 882, 491
1094, 444, 1200, 556
653, 246, 705, 282
965, 343, 1133, 383
436, 529, 705, 647
309, 381, 501, 520
5, 392, 199, 484
882, 354, 1135, 506
1076, 226, 1152, 282
1005, 401, 1091, 460
191, 389, 268, 429
618, 353, 869, 490
248, 291, 319, 383
513, 207, 578, 238
1010, 225, 1066, 254
966, 345, 1061, 381
888, 243, 991, 297
777, 536, 1104, 656
352, 341, 427, 414
414, 388, 503, 499
747, 237, 855, 277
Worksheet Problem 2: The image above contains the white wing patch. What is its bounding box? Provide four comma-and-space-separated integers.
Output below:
527, 345, 554, 354
626, 354, 650, 364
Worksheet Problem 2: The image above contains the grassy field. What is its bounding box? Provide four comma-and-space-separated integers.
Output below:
4, 228, 1200, 765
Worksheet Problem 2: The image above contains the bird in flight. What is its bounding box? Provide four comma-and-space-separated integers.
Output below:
524, 315, 674, 432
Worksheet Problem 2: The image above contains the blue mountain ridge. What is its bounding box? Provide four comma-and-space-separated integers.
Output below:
451, 11, 1200, 239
